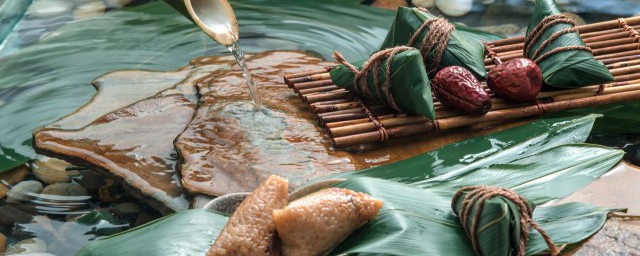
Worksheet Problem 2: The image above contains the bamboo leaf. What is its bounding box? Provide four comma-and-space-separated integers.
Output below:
76, 209, 228, 256
77, 115, 624, 256
329, 114, 602, 185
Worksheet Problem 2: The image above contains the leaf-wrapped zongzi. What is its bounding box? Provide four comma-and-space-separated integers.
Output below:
379, 7, 488, 79
525, 0, 613, 88
330, 47, 435, 120
452, 186, 560, 256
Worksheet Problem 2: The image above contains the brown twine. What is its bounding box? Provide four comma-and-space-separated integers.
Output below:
618, 18, 640, 45
596, 84, 606, 96
355, 98, 389, 142
484, 42, 502, 65
524, 14, 593, 64
407, 7, 454, 73
452, 186, 560, 256
535, 100, 549, 116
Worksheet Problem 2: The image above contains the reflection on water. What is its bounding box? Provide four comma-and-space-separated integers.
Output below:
0, 159, 161, 255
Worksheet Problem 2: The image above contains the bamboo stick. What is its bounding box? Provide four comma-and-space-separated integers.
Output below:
330, 81, 640, 142
488, 16, 640, 47
302, 90, 349, 103
333, 89, 640, 147
284, 67, 331, 87
292, 79, 334, 92
298, 85, 341, 95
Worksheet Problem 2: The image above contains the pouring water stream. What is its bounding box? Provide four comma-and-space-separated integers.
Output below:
183, 0, 263, 107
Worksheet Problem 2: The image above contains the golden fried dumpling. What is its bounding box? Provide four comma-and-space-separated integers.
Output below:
273, 188, 383, 256
208, 175, 289, 256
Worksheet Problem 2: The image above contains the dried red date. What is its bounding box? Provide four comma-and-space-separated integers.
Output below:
487, 58, 542, 103
433, 66, 492, 115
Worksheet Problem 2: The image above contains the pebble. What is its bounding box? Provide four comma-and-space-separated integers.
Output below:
27, 0, 73, 19
115, 202, 141, 215
75, 169, 106, 191
31, 156, 77, 185
7, 181, 43, 204
435, 0, 472, 17
104, 0, 133, 8
73, 1, 106, 19
41, 183, 88, 197
0, 205, 34, 227
0, 165, 29, 199
371, 0, 409, 10
4, 238, 47, 254
0, 233, 6, 254
411, 0, 435, 8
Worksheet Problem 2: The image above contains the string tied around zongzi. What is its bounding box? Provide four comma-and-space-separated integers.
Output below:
618, 18, 640, 43
407, 7, 454, 73
524, 14, 593, 64
332, 46, 415, 112
452, 186, 560, 256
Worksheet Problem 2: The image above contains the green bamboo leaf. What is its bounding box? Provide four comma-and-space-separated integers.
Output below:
76, 115, 624, 255
76, 209, 228, 256
526, 0, 613, 88
332, 177, 621, 256
329, 114, 601, 184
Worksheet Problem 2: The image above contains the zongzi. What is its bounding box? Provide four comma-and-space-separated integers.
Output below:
525, 0, 613, 88
379, 7, 488, 79
208, 175, 289, 256
452, 186, 560, 256
330, 47, 435, 119
273, 188, 383, 256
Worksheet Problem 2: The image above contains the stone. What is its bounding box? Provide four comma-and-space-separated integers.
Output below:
6, 180, 43, 204
115, 202, 141, 215
33, 64, 227, 213
0, 205, 35, 227
5, 238, 47, 254
175, 51, 532, 197
0, 165, 29, 199
411, 0, 435, 8
31, 156, 77, 185
41, 183, 88, 197
75, 169, 106, 191
0, 233, 6, 254
27, 0, 73, 19
371, 0, 409, 10
567, 217, 640, 255
73, 1, 106, 19
435, 0, 472, 17
104, 0, 133, 8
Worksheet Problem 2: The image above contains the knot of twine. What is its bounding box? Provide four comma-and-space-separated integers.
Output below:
524, 14, 593, 64
333, 46, 415, 112
408, 7, 455, 73
452, 186, 560, 256
618, 18, 640, 44
484, 42, 503, 65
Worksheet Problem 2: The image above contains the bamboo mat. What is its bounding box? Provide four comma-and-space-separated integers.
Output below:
284, 16, 640, 148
